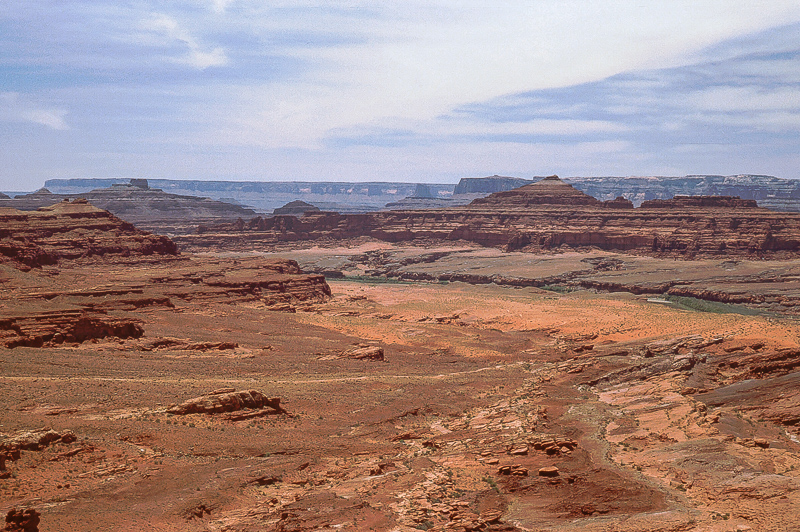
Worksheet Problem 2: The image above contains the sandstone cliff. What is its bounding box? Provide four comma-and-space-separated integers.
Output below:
2, 181, 258, 234
0, 199, 177, 270
567, 174, 800, 210
452, 175, 532, 195
187, 176, 800, 259
0, 199, 331, 348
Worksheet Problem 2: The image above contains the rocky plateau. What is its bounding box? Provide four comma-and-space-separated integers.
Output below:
1, 180, 257, 235
3, 194, 800, 531
41, 173, 800, 213
186, 176, 800, 260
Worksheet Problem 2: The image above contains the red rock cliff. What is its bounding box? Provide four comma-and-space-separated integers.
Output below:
0, 199, 178, 270
185, 177, 800, 259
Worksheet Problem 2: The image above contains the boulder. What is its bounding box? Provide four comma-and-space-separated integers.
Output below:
538, 466, 560, 477
166, 390, 286, 415
3, 509, 40, 532
0, 429, 76, 453
342, 346, 384, 361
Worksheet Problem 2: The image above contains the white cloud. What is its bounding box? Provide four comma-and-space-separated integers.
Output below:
0, 93, 69, 130
694, 110, 800, 131
141, 13, 228, 69
207, 1, 800, 148
22, 109, 70, 130
3, 1, 800, 188
327, 118, 630, 145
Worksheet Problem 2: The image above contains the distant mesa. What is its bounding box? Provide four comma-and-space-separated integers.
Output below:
453, 175, 533, 195
0, 198, 178, 271
186, 174, 800, 259
129, 178, 149, 190
273, 200, 321, 216
565, 174, 800, 212
385, 181, 476, 210
41, 173, 800, 215
44, 178, 456, 214
1, 179, 256, 234
470, 175, 602, 207
411, 183, 435, 199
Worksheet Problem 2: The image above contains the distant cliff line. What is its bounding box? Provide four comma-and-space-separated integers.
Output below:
45, 173, 800, 213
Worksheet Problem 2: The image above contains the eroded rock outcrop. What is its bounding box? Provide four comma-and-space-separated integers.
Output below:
3, 509, 40, 532
187, 176, 800, 259
343, 345, 385, 361
3, 180, 258, 234
0, 429, 77, 453
0, 311, 144, 348
1, 256, 331, 348
166, 390, 286, 415
0, 199, 177, 270
470, 175, 602, 207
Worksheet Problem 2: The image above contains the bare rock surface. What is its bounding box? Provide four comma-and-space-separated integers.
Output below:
0, 311, 143, 348
2, 180, 257, 234
1, 429, 76, 453
3, 509, 39, 532
4, 215, 800, 530
185, 175, 800, 259
0, 199, 177, 270
343, 345, 385, 361
166, 390, 286, 415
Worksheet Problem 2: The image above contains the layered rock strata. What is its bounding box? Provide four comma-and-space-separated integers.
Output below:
0, 199, 177, 270
0, 311, 143, 348
166, 390, 286, 415
0, 201, 331, 350
189, 176, 800, 259
1, 256, 332, 348
2, 181, 258, 234
567, 173, 800, 210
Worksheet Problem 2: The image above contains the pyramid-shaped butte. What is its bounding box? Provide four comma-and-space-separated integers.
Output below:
469, 175, 600, 207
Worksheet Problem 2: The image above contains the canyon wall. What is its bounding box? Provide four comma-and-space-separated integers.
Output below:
42, 173, 800, 213
2, 181, 257, 234
188, 177, 800, 259
0, 199, 177, 270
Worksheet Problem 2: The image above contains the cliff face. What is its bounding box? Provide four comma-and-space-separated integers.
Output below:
2, 181, 258, 234
452, 175, 533, 195
188, 177, 800, 259
566, 174, 800, 210
0, 199, 178, 270
640, 196, 759, 208
471, 175, 602, 207
0, 199, 331, 348
44, 178, 456, 214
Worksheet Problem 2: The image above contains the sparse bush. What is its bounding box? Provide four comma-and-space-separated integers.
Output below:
483, 475, 499, 493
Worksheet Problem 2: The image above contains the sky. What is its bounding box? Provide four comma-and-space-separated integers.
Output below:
1, 1, 800, 191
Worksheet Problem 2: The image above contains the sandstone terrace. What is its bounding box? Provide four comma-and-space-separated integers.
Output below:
188, 176, 800, 260
4, 192, 800, 531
